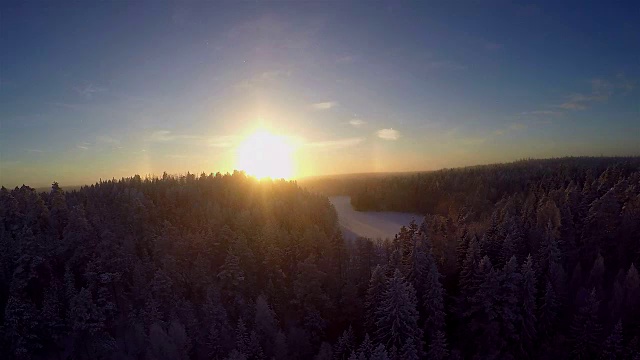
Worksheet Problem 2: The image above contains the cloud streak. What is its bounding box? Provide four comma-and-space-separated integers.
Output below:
96, 135, 120, 145
377, 128, 400, 140
74, 83, 107, 99
558, 91, 608, 110
555, 75, 634, 111
348, 119, 366, 127
616, 73, 636, 94
305, 137, 364, 149
520, 110, 560, 116
149, 130, 196, 142
311, 101, 338, 110
48, 102, 83, 110
75, 141, 92, 150
235, 70, 292, 90
148, 130, 238, 148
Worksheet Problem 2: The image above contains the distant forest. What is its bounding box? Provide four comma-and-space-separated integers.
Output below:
2, 157, 640, 359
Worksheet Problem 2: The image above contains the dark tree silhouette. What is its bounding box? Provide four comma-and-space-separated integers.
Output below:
1, 158, 640, 359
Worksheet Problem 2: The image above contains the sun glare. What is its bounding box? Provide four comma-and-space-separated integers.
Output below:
236, 130, 295, 179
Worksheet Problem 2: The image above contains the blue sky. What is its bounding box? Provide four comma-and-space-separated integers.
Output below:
1, 1, 639, 187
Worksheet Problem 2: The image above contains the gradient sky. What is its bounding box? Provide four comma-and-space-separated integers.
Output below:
1, 1, 639, 187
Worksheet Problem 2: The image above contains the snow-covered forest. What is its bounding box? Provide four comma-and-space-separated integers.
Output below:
2, 158, 640, 359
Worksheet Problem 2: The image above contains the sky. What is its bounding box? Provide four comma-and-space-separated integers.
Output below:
1, 1, 639, 187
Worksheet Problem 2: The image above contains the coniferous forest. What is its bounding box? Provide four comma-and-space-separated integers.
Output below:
1, 157, 640, 360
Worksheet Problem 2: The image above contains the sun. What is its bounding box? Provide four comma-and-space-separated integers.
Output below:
236, 130, 295, 179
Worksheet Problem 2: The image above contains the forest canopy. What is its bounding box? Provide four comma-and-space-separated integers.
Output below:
1, 157, 640, 359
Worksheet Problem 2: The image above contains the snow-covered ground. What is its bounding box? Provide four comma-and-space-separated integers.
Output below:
329, 196, 423, 241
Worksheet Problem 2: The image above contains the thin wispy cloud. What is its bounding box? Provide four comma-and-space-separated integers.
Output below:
558, 100, 587, 110
555, 75, 633, 111
235, 70, 292, 90
149, 130, 199, 142
74, 83, 107, 99
148, 130, 238, 148
312, 101, 338, 110
377, 128, 400, 140
348, 119, 366, 127
520, 110, 560, 116
590, 78, 614, 96
558, 92, 606, 110
306, 137, 364, 149
516, 110, 562, 125
149, 130, 176, 142
26, 149, 45, 153
48, 102, 83, 110
96, 135, 120, 145
76, 141, 91, 150
615, 73, 636, 94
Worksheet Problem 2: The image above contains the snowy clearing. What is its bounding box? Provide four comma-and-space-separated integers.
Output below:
329, 196, 423, 241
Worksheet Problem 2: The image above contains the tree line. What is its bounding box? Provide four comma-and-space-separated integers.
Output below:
1, 157, 639, 359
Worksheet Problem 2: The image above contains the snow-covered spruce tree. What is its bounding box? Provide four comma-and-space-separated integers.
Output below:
365, 265, 387, 334
420, 244, 446, 341
375, 269, 423, 356
520, 254, 537, 357
570, 288, 602, 359
498, 255, 522, 357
